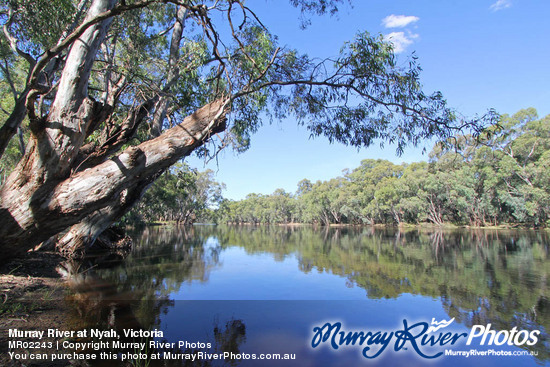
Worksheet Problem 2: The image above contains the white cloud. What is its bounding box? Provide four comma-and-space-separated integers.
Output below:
383, 32, 418, 54
382, 14, 420, 28
490, 0, 512, 11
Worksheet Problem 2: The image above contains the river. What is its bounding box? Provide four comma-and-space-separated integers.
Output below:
68, 225, 549, 366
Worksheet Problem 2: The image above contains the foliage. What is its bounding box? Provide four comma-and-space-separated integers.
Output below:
128, 108, 548, 228
218, 109, 550, 227
123, 163, 224, 225
0, 0, 496, 160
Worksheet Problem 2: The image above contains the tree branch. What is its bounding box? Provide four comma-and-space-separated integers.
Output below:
0, 58, 19, 101
27, 0, 159, 90
2, 7, 36, 68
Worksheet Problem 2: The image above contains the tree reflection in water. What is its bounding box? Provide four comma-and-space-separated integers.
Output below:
63, 225, 549, 362
59, 226, 246, 366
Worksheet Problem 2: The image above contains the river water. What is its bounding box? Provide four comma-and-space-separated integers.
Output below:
70, 225, 549, 366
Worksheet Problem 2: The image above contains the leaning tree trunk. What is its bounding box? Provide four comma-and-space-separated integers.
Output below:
54, 177, 154, 257
0, 99, 228, 259
0, 0, 231, 260
53, 5, 190, 257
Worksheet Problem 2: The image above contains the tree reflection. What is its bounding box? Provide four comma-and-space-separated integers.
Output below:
210, 225, 549, 359
65, 225, 549, 361
60, 227, 246, 366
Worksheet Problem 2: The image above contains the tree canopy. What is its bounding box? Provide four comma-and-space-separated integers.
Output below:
219, 109, 550, 227
0, 0, 495, 258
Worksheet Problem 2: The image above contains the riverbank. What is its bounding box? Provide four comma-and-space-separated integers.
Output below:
0, 252, 72, 366
194, 221, 547, 230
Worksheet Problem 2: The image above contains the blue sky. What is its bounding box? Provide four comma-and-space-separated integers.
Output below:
188, 0, 550, 200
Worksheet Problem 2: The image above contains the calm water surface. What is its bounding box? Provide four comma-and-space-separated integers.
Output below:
70, 226, 550, 366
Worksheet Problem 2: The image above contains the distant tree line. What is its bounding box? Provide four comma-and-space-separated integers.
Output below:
122, 163, 225, 226
116, 109, 548, 227
218, 109, 550, 227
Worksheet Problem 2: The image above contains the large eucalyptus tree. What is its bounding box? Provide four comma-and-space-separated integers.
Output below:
0, 0, 493, 258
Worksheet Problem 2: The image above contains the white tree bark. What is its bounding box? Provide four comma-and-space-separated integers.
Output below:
0, 99, 228, 259
0, 0, 233, 260
43, 0, 117, 179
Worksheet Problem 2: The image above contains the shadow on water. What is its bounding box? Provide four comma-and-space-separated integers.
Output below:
62, 225, 550, 364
